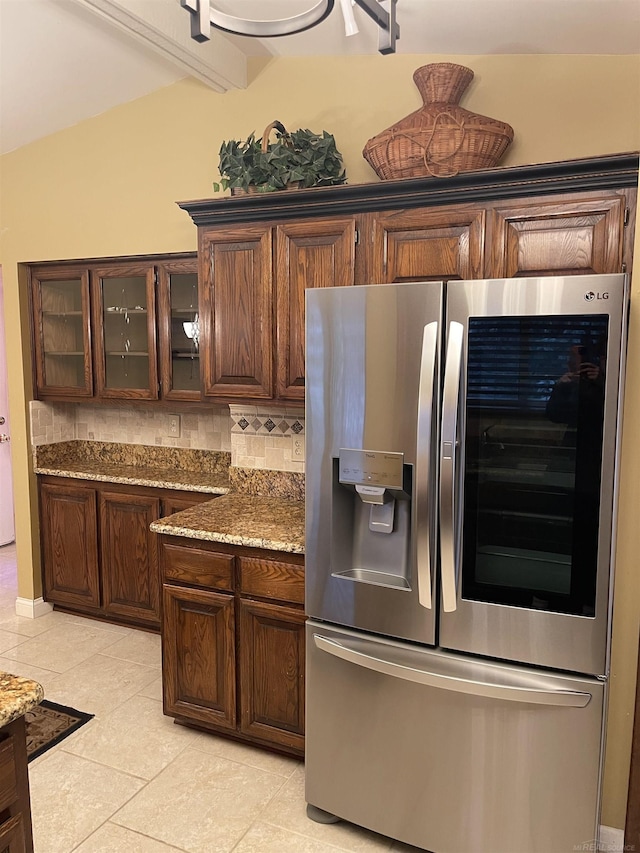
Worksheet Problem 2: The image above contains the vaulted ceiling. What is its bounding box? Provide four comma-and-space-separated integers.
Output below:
1, 0, 639, 154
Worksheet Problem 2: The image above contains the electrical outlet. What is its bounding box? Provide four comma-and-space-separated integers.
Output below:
168, 415, 181, 438
293, 435, 305, 459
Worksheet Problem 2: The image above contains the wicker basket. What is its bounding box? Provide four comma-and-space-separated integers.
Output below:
363, 63, 514, 180
230, 121, 302, 195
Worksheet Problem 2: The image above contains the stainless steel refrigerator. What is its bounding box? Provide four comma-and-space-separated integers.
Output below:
304, 274, 628, 853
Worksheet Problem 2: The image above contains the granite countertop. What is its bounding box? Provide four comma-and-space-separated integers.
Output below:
34, 441, 231, 495
0, 672, 44, 727
34, 441, 306, 553
34, 458, 231, 494
150, 493, 305, 554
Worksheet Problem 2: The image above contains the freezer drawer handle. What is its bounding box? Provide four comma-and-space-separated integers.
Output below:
314, 635, 592, 708
440, 321, 465, 613
415, 321, 439, 609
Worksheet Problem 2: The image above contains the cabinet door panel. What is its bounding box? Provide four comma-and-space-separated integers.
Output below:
163, 584, 236, 729
239, 599, 305, 752
276, 218, 356, 400
99, 491, 161, 626
369, 207, 485, 283
157, 259, 201, 401
488, 195, 625, 277
40, 483, 100, 611
0, 813, 26, 853
31, 266, 93, 399
92, 263, 158, 400
200, 226, 273, 398
0, 717, 33, 853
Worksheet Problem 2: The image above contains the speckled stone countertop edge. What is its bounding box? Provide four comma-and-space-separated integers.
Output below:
0, 672, 44, 728
34, 467, 231, 495
149, 520, 304, 554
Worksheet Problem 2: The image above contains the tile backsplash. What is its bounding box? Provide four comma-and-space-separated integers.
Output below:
229, 406, 305, 474
29, 401, 305, 473
29, 402, 75, 446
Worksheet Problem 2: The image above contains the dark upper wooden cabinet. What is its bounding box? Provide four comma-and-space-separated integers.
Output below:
29, 156, 638, 406
30, 253, 199, 403
39, 481, 100, 612
367, 206, 486, 283
198, 217, 356, 403
91, 262, 159, 400
30, 266, 93, 398
157, 258, 201, 401
486, 193, 627, 278
199, 225, 274, 399
275, 218, 356, 400
99, 490, 161, 627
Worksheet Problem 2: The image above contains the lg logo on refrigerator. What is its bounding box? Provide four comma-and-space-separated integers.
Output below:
585, 291, 609, 301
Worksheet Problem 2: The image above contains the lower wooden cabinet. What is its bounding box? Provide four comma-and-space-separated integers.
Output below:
39, 476, 212, 629
163, 584, 236, 729
39, 482, 101, 613
100, 491, 161, 626
160, 535, 305, 756
238, 598, 305, 752
0, 717, 35, 853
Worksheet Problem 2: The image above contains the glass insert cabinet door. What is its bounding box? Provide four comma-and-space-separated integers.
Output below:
92, 264, 158, 399
31, 267, 93, 397
157, 260, 201, 400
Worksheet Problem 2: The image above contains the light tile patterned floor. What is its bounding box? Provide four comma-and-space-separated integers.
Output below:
0, 543, 422, 853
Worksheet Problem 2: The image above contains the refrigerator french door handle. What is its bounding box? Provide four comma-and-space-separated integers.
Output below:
440, 321, 464, 613
415, 322, 439, 609
314, 635, 592, 708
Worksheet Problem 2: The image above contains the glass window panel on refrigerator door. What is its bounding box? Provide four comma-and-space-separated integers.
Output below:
462, 314, 609, 617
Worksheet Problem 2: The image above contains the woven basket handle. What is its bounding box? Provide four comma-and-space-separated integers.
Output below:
261, 120, 289, 152
422, 111, 466, 177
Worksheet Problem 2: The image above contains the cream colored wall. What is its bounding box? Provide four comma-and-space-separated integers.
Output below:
1, 53, 639, 829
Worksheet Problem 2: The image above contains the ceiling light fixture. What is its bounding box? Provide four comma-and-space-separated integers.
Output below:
181, 0, 399, 55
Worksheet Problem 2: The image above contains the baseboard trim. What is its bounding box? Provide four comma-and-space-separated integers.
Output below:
599, 825, 625, 851
15, 597, 54, 619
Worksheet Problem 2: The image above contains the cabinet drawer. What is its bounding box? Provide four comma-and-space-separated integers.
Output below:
239, 556, 304, 605
163, 543, 234, 591
0, 734, 18, 812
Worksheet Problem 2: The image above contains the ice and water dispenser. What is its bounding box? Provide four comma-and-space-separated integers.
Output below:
330, 449, 413, 591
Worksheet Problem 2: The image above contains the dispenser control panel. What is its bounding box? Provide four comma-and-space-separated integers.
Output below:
338, 449, 404, 489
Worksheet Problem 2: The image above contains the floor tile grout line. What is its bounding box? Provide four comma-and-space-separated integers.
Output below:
185, 741, 299, 780
260, 816, 385, 852
45, 746, 154, 784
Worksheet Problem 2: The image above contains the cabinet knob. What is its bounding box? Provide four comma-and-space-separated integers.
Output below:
0, 435, 9, 443
0, 417, 5, 425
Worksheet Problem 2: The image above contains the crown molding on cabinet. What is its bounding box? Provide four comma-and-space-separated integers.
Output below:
179, 152, 640, 227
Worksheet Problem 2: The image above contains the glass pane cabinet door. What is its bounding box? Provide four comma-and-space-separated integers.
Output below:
93, 265, 158, 399
157, 261, 201, 400
31, 268, 92, 396
462, 314, 609, 617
